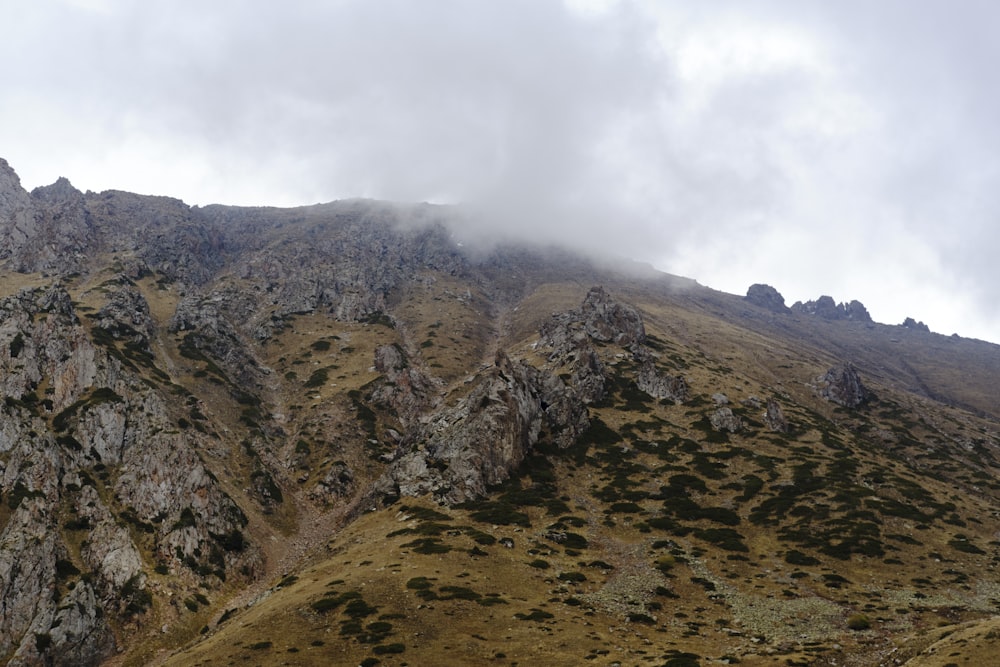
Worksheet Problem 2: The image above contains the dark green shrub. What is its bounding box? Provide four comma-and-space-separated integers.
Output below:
304, 368, 329, 388
784, 549, 820, 566
515, 609, 555, 621
35, 633, 52, 652
373, 643, 406, 654
846, 613, 871, 630
400, 538, 452, 554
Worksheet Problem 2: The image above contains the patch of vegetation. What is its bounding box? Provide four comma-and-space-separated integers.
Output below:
35, 633, 52, 653
54, 559, 81, 580
7, 481, 44, 510
9, 332, 24, 358
949, 535, 986, 555
122, 574, 152, 616
400, 538, 453, 554
304, 368, 330, 388
172, 507, 197, 530
52, 387, 124, 432
846, 613, 871, 631
785, 549, 820, 566
515, 609, 555, 622
373, 642, 406, 655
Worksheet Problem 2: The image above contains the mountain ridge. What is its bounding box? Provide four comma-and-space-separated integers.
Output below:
1, 160, 999, 666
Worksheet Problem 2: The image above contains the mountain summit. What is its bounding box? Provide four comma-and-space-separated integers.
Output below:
1, 161, 999, 666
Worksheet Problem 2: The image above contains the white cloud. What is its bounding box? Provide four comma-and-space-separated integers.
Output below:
1, 0, 999, 342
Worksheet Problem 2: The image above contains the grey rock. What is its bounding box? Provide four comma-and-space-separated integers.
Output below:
312, 461, 355, 502
380, 352, 543, 504
580, 286, 646, 345
791, 296, 873, 323
93, 276, 156, 351
709, 407, 743, 433
370, 344, 440, 425
745, 284, 789, 312
636, 361, 688, 404
902, 317, 930, 333
817, 363, 870, 408
763, 399, 789, 432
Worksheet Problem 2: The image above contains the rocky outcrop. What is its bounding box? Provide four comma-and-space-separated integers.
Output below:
0, 284, 260, 664
0, 160, 42, 268
84, 190, 223, 285
580, 286, 646, 345
169, 292, 268, 394
370, 343, 440, 425
745, 284, 789, 313
817, 363, 871, 408
377, 352, 543, 504
792, 296, 873, 323
379, 288, 651, 504
17, 178, 93, 274
93, 275, 156, 353
763, 398, 789, 432
211, 207, 468, 334
312, 462, 355, 501
902, 317, 930, 333
709, 407, 743, 433
636, 360, 688, 404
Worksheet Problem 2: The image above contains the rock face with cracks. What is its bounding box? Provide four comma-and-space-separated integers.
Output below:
378, 287, 652, 504
0, 285, 260, 665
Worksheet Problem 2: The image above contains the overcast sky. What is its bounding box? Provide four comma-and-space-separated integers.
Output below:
3, 1, 999, 343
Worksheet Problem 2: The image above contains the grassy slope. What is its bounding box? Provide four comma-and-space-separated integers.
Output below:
154, 277, 1000, 667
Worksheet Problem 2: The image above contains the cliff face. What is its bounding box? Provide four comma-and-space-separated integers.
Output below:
0, 283, 259, 665
2, 161, 1000, 666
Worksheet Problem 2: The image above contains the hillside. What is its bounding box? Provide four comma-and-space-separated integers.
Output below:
1, 159, 999, 667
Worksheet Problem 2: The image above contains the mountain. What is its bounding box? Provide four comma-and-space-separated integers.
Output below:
1, 158, 999, 667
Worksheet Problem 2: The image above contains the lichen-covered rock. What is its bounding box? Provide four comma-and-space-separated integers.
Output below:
311, 461, 355, 501
636, 361, 688, 404
818, 363, 870, 408
709, 407, 743, 433
378, 352, 543, 504
93, 276, 156, 352
580, 286, 646, 345
370, 343, 440, 424
0, 283, 260, 665
169, 293, 268, 393
763, 398, 789, 432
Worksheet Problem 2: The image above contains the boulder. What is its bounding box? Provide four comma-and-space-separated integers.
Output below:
763, 398, 789, 432
709, 407, 743, 433
818, 363, 870, 408
745, 284, 789, 313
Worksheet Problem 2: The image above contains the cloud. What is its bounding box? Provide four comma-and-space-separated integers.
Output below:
2, 0, 1000, 341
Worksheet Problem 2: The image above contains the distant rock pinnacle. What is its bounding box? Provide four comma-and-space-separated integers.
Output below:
745, 284, 789, 313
